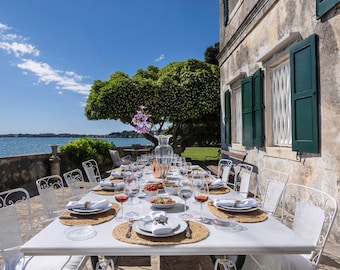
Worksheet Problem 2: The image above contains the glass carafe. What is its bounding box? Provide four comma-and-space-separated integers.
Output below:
154, 135, 173, 182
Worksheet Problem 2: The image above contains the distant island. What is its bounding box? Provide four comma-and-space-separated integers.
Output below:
0, 130, 144, 139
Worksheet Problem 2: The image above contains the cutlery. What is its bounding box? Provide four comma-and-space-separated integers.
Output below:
126, 219, 133, 238
185, 220, 191, 238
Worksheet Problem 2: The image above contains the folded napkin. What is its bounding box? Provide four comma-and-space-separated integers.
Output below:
67, 199, 110, 210
190, 171, 207, 178
120, 165, 130, 171
111, 171, 122, 178
213, 198, 258, 208
209, 178, 223, 188
149, 211, 173, 235
99, 181, 125, 190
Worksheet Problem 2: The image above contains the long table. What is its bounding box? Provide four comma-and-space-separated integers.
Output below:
21, 169, 314, 261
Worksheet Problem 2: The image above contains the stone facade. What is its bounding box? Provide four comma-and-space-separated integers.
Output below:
218, 0, 340, 243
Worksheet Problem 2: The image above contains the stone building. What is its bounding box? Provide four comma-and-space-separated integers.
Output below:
217, 0, 340, 243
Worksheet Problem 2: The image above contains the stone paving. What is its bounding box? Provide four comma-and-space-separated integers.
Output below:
6, 186, 338, 270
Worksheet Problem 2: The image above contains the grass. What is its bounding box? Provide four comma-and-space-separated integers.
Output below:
181, 146, 220, 161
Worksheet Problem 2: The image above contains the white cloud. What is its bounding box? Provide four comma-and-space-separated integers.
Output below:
154, 54, 165, 62
0, 22, 90, 96
18, 59, 91, 95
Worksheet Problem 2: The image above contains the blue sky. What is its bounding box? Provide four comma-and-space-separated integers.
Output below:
0, 1, 219, 135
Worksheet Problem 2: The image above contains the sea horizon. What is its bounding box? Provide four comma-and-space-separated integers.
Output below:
0, 137, 151, 158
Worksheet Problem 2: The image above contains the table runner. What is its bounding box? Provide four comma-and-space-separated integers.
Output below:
207, 202, 267, 223
112, 220, 209, 246
59, 202, 120, 226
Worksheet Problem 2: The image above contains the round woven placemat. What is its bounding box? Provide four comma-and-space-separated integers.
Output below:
209, 187, 230, 195
93, 188, 122, 196
112, 220, 209, 246
207, 202, 267, 223
59, 202, 120, 226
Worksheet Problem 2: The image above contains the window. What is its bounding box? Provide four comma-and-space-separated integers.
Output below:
234, 87, 242, 143
316, 0, 340, 19
224, 91, 231, 145
271, 60, 291, 146
223, 0, 240, 25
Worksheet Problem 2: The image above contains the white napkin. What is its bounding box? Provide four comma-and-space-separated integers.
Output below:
213, 198, 258, 208
209, 178, 223, 188
149, 211, 173, 235
190, 171, 207, 178
99, 181, 124, 190
67, 199, 110, 210
111, 171, 122, 178
120, 165, 130, 171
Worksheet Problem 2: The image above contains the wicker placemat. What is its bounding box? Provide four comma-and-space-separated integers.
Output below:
207, 202, 267, 223
209, 187, 230, 195
112, 220, 209, 246
59, 202, 120, 226
93, 188, 122, 196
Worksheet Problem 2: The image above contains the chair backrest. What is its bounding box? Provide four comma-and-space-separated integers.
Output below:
257, 168, 289, 214
234, 164, 253, 197
217, 159, 233, 178
82, 159, 102, 187
109, 149, 123, 168
36, 175, 66, 219
63, 168, 87, 199
276, 184, 338, 267
0, 188, 33, 263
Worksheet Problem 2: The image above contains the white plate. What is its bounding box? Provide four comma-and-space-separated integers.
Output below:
64, 225, 97, 241
68, 206, 112, 215
212, 218, 241, 232
137, 216, 179, 232
217, 205, 258, 213
133, 217, 187, 237
146, 196, 177, 209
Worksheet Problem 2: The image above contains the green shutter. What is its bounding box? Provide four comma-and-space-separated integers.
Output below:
241, 76, 253, 147
223, 0, 229, 26
224, 91, 231, 145
316, 0, 340, 19
290, 34, 319, 153
253, 69, 264, 148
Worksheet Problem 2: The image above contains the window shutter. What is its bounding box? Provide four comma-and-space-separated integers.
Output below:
290, 34, 319, 153
253, 69, 264, 148
223, 0, 229, 26
224, 91, 231, 145
241, 76, 253, 147
316, 0, 340, 19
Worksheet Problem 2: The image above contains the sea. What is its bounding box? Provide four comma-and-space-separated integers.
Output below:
0, 137, 151, 158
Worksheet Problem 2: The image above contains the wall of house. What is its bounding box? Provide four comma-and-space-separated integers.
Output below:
218, 0, 340, 243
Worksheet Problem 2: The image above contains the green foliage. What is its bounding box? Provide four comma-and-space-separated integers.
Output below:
60, 137, 114, 162
182, 147, 221, 161
204, 42, 220, 66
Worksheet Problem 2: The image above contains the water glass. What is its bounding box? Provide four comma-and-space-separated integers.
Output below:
178, 181, 193, 219
124, 176, 140, 218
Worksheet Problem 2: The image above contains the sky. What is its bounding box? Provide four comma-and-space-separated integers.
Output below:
0, 1, 219, 135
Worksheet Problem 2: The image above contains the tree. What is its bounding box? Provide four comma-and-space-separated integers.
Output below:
204, 42, 220, 66
85, 59, 220, 152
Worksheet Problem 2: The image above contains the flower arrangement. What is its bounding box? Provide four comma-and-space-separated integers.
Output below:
131, 105, 152, 134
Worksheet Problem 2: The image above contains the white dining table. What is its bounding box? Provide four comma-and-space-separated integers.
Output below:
21, 169, 315, 259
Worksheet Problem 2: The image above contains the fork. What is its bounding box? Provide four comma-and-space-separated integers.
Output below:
126, 219, 133, 238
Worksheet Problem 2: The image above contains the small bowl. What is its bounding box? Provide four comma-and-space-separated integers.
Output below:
143, 184, 159, 197
164, 184, 181, 195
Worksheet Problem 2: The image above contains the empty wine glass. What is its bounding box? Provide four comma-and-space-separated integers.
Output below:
193, 180, 210, 223
178, 181, 194, 219
124, 175, 140, 218
114, 183, 128, 221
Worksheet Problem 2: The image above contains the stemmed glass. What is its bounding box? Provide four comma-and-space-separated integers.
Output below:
178, 181, 193, 219
124, 175, 140, 218
193, 180, 210, 223
114, 183, 128, 221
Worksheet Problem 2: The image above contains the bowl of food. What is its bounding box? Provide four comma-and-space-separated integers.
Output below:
147, 196, 177, 209
164, 183, 181, 195
143, 184, 158, 197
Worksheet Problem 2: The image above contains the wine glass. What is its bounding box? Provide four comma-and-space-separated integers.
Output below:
114, 184, 128, 221
178, 181, 193, 219
193, 180, 210, 223
124, 175, 140, 218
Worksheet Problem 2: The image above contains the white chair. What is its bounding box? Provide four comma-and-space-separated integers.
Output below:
63, 168, 88, 199
256, 168, 289, 214
82, 159, 102, 188
217, 159, 233, 186
241, 184, 338, 270
0, 188, 89, 270
233, 164, 254, 198
36, 175, 66, 219
109, 149, 131, 168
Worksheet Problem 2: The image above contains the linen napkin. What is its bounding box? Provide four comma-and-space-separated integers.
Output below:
209, 178, 223, 189
99, 181, 125, 190
149, 211, 173, 235
120, 165, 130, 171
111, 171, 122, 178
67, 199, 110, 210
213, 198, 258, 208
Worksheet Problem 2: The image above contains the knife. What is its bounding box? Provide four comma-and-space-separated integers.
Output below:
185, 220, 191, 238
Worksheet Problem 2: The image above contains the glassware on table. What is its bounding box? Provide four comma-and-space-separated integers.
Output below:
124, 175, 140, 218
114, 185, 129, 221
178, 181, 194, 219
193, 180, 210, 223
154, 135, 173, 182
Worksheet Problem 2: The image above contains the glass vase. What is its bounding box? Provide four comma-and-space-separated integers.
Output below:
154, 135, 173, 182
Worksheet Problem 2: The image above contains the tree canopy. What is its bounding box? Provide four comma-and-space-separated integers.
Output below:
85, 58, 220, 151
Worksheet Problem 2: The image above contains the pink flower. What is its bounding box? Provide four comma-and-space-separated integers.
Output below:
131, 106, 152, 134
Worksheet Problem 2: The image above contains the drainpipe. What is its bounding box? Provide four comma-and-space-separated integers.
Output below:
49, 144, 60, 175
